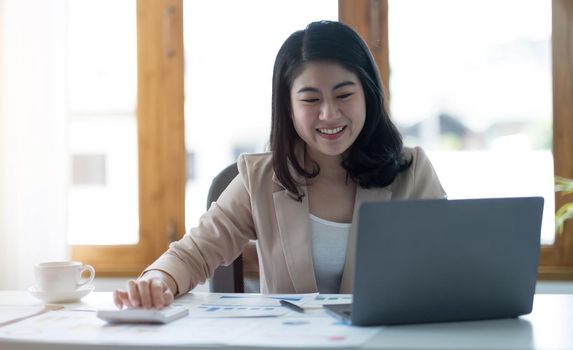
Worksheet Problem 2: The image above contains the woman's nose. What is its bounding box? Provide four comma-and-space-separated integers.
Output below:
319, 100, 339, 120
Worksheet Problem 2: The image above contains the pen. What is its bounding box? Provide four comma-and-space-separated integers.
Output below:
280, 299, 305, 313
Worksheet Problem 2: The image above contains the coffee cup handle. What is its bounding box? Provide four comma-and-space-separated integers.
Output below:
77, 265, 95, 288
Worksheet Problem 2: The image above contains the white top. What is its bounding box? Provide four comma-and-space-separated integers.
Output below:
309, 214, 351, 293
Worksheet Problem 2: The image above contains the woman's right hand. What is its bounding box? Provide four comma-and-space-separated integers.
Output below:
113, 271, 176, 310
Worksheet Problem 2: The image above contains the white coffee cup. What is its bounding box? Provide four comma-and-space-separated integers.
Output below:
34, 261, 95, 293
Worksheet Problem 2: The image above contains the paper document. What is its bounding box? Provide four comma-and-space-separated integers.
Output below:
0, 293, 379, 348
273, 294, 353, 314
305, 294, 353, 307
233, 315, 377, 347
175, 292, 318, 318
0, 305, 51, 327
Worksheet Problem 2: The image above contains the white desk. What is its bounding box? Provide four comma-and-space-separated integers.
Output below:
0, 291, 572, 349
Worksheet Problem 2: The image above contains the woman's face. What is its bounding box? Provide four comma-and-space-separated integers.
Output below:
290, 61, 366, 160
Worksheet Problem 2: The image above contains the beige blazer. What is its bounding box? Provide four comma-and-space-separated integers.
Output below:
144, 146, 446, 295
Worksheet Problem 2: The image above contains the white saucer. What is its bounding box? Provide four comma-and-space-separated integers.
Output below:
27, 284, 95, 303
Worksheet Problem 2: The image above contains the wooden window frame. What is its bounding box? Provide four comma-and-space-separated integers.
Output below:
71, 0, 186, 276
73, 0, 572, 279
339, 0, 390, 98
340, 0, 573, 280
539, 0, 573, 279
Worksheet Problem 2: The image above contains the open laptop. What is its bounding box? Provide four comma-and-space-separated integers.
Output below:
324, 197, 544, 326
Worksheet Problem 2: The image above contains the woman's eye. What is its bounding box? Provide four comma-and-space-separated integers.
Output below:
302, 98, 319, 103
337, 93, 354, 99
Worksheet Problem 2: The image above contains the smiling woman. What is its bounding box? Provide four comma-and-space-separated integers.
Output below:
113, 20, 446, 309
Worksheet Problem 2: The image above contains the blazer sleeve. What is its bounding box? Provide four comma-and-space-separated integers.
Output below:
142, 156, 257, 296
409, 147, 447, 199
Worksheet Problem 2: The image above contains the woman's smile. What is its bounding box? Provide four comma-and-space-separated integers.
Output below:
316, 125, 347, 139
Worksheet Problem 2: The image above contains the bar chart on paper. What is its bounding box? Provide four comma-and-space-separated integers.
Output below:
181, 293, 318, 318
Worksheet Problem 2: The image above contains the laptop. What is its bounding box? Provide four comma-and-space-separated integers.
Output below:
324, 197, 544, 326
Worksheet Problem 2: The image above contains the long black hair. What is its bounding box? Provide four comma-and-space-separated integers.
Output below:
270, 20, 411, 200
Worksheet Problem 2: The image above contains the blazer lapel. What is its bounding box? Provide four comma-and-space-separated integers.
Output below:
272, 173, 318, 293
339, 185, 392, 293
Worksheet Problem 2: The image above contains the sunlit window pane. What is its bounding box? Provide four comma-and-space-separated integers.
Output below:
389, 0, 554, 244
183, 0, 338, 231
66, 0, 139, 245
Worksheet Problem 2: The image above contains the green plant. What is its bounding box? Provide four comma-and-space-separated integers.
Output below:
555, 176, 573, 234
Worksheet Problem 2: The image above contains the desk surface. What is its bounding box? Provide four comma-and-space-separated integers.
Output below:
0, 291, 572, 350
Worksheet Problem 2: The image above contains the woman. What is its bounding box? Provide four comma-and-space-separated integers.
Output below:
114, 20, 446, 309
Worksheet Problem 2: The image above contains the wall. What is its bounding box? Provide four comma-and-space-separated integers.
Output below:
0, 0, 68, 289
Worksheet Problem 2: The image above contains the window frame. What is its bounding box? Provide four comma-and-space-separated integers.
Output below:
74, 0, 573, 280
538, 0, 573, 279
71, 0, 186, 276
345, 0, 572, 279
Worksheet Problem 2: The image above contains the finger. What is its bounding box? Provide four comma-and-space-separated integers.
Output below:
116, 289, 133, 309
163, 288, 174, 307
127, 280, 141, 308
150, 279, 165, 308
113, 290, 127, 309
138, 279, 152, 309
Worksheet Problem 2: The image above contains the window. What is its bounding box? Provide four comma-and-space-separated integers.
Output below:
67, 0, 139, 250
388, 0, 554, 242
68, 0, 573, 279
71, 0, 185, 275
385, 0, 573, 278
182, 0, 338, 230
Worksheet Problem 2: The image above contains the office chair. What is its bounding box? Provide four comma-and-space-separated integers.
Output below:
206, 162, 259, 293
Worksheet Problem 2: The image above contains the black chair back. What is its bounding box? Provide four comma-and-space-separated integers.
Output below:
206, 163, 244, 293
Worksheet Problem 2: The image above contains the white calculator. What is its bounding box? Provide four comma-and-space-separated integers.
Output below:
97, 304, 189, 324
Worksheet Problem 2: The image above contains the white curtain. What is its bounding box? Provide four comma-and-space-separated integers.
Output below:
0, 0, 69, 289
